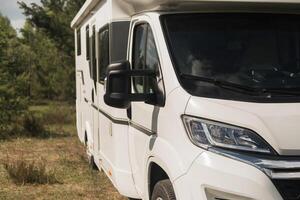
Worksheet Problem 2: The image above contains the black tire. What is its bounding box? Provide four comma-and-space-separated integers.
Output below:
151, 180, 176, 200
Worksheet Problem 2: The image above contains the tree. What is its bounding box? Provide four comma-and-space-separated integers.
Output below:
0, 0, 85, 135
0, 14, 28, 135
20, 22, 63, 99
18, 0, 85, 100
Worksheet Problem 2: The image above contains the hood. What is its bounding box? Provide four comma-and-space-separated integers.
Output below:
185, 97, 300, 156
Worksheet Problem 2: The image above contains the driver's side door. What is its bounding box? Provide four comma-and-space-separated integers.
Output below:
128, 19, 165, 196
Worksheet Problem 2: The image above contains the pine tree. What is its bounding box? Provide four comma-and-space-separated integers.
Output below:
18, 0, 85, 100
0, 14, 28, 136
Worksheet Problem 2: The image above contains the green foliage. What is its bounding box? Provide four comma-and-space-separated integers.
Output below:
20, 22, 70, 99
0, 0, 84, 135
0, 14, 28, 136
22, 113, 49, 138
18, 0, 85, 100
40, 103, 75, 125
19, 0, 85, 55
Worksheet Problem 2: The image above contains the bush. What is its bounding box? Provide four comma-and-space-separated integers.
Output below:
22, 113, 49, 138
41, 104, 75, 125
0, 91, 28, 139
4, 158, 60, 185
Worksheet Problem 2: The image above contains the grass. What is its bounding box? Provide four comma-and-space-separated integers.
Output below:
0, 101, 127, 200
4, 158, 60, 185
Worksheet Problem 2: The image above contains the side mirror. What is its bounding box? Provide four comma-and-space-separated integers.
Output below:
104, 61, 163, 109
104, 61, 131, 108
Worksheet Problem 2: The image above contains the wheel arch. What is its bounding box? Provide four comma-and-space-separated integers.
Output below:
148, 161, 170, 199
145, 137, 187, 200
146, 156, 183, 200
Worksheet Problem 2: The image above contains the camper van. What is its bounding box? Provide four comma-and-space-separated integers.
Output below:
72, 0, 300, 199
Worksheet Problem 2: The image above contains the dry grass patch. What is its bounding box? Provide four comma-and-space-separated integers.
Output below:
0, 102, 127, 200
4, 157, 60, 185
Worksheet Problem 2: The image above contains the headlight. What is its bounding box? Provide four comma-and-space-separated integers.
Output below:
182, 115, 273, 154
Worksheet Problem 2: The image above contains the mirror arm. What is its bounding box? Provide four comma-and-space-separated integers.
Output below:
129, 69, 156, 77
108, 69, 156, 79
129, 93, 156, 102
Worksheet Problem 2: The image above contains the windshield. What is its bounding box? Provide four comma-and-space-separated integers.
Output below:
161, 13, 300, 102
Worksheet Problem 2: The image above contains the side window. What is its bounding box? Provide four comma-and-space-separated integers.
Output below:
132, 24, 147, 93
145, 27, 161, 93
132, 23, 160, 94
91, 25, 97, 81
86, 25, 90, 60
98, 26, 110, 83
77, 28, 81, 56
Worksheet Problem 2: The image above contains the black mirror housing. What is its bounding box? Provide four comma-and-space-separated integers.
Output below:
104, 61, 131, 108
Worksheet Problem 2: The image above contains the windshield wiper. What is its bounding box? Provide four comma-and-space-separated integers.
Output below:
180, 74, 300, 97
180, 74, 261, 94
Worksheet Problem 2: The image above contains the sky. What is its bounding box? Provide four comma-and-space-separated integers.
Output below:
0, 0, 41, 30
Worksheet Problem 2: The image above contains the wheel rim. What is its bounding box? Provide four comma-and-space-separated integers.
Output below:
156, 198, 163, 200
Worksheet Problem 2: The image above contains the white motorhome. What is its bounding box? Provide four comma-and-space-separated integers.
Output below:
72, 0, 300, 199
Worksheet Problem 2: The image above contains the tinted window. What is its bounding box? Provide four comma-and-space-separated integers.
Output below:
98, 26, 110, 82
146, 28, 160, 76
86, 26, 90, 60
77, 28, 81, 56
132, 24, 161, 94
145, 26, 161, 94
132, 24, 147, 93
91, 25, 97, 81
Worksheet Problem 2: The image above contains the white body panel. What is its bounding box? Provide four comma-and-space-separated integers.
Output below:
74, 0, 137, 197
73, 0, 300, 199
174, 151, 283, 200
186, 97, 300, 155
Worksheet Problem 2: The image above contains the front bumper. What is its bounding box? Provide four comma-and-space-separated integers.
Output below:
174, 151, 283, 200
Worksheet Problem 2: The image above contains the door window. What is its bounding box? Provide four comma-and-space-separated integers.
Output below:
132, 24, 147, 93
98, 26, 110, 83
132, 23, 160, 94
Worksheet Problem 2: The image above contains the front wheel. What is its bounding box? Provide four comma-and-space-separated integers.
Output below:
151, 180, 176, 200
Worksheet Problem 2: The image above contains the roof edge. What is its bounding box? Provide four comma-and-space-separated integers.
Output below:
71, 0, 102, 29
71, 0, 300, 29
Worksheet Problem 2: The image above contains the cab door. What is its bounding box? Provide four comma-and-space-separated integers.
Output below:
128, 18, 165, 196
